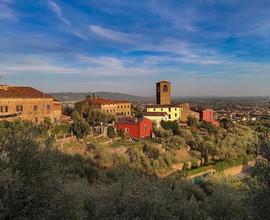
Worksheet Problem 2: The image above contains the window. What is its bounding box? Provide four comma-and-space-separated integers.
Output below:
0, 106, 8, 113
16, 105, 23, 112
163, 85, 168, 92
144, 125, 147, 131
34, 105, 38, 111
175, 108, 177, 111
47, 105, 51, 110
175, 113, 177, 117
154, 108, 156, 111
168, 115, 171, 119
169, 107, 171, 112
161, 108, 163, 111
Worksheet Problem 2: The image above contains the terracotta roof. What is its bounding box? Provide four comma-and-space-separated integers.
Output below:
145, 104, 180, 108
117, 116, 145, 124
143, 112, 166, 116
82, 98, 130, 105
0, 86, 53, 99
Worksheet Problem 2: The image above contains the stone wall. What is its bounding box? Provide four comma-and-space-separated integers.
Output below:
0, 98, 61, 123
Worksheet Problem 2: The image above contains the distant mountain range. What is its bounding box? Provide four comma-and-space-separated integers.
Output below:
49, 92, 153, 102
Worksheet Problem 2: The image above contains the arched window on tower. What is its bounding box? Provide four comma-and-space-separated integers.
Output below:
163, 85, 168, 92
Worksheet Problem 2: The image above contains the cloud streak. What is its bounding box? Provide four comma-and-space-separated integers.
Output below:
48, 0, 70, 25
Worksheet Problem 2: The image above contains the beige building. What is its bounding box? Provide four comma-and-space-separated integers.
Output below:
75, 96, 131, 116
156, 81, 171, 105
0, 85, 61, 123
142, 112, 168, 127
146, 104, 183, 122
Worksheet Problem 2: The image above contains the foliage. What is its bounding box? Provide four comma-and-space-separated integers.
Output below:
71, 111, 90, 139
220, 118, 234, 129
0, 119, 269, 220
117, 129, 125, 139
200, 121, 219, 134
160, 120, 179, 134
143, 143, 160, 160
187, 116, 199, 128
107, 126, 116, 138
86, 107, 115, 126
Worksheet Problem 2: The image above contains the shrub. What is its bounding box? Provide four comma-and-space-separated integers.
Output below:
117, 129, 125, 139
160, 120, 179, 134
143, 144, 160, 160
187, 116, 199, 128
183, 162, 190, 170
107, 126, 116, 138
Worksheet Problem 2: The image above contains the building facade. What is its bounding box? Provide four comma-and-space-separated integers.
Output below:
142, 112, 168, 127
199, 109, 219, 126
156, 81, 171, 105
116, 117, 153, 139
178, 103, 200, 122
0, 85, 61, 123
146, 105, 183, 121
75, 97, 131, 116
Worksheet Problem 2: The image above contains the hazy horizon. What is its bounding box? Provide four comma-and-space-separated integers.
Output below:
1, 0, 270, 96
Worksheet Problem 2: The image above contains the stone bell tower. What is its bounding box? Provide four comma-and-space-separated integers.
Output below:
156, 80, 171, 105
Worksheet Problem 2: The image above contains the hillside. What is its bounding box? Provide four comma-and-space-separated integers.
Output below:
49, 92, 153, 102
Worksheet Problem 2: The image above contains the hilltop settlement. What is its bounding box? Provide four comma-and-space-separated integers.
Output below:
1, 81, 270, 219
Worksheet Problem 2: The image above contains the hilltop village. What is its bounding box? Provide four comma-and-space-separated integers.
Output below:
1, 81, 270, 219
0, 81, 260, 180
0, 81, 219, 139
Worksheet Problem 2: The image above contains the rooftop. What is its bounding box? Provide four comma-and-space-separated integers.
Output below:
117, 116, 145, 124
146, 104, 180, 108
0, 85, 53, 99
82, 97, 130, 105
142, 112, 167, 116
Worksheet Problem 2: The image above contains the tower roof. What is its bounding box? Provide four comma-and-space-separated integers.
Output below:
157, 80, 171, 84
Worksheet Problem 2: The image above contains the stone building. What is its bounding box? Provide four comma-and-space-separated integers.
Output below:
156, 81, 171, 105
178, 103, 200, 122
0, 85, 61, 123
75, 96, 131, 116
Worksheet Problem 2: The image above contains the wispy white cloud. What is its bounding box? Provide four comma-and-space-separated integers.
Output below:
0, 55, 157, 76
89, 25, 143, 44
89, 24, 226, 65
48, 0, 70, 25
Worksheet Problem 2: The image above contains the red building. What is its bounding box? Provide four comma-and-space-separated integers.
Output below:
116, 117, 153, 139
199, 109, 219, 126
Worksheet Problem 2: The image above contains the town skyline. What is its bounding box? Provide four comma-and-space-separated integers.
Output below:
1, 0, 270, 96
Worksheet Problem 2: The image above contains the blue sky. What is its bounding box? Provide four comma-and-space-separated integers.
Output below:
1, 0, 270, 96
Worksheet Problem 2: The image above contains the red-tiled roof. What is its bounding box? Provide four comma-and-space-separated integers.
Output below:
143, 112, 166, 116
145, 104, 179, 108
83, 98, 130, 105
117, 116, 145, 124
0, 86, 53, 99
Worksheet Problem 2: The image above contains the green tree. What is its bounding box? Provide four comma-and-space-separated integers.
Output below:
187, 116, 199, 128
107, 126, 116, 138
71, 111, 90, 139
160, 120, 179, 134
